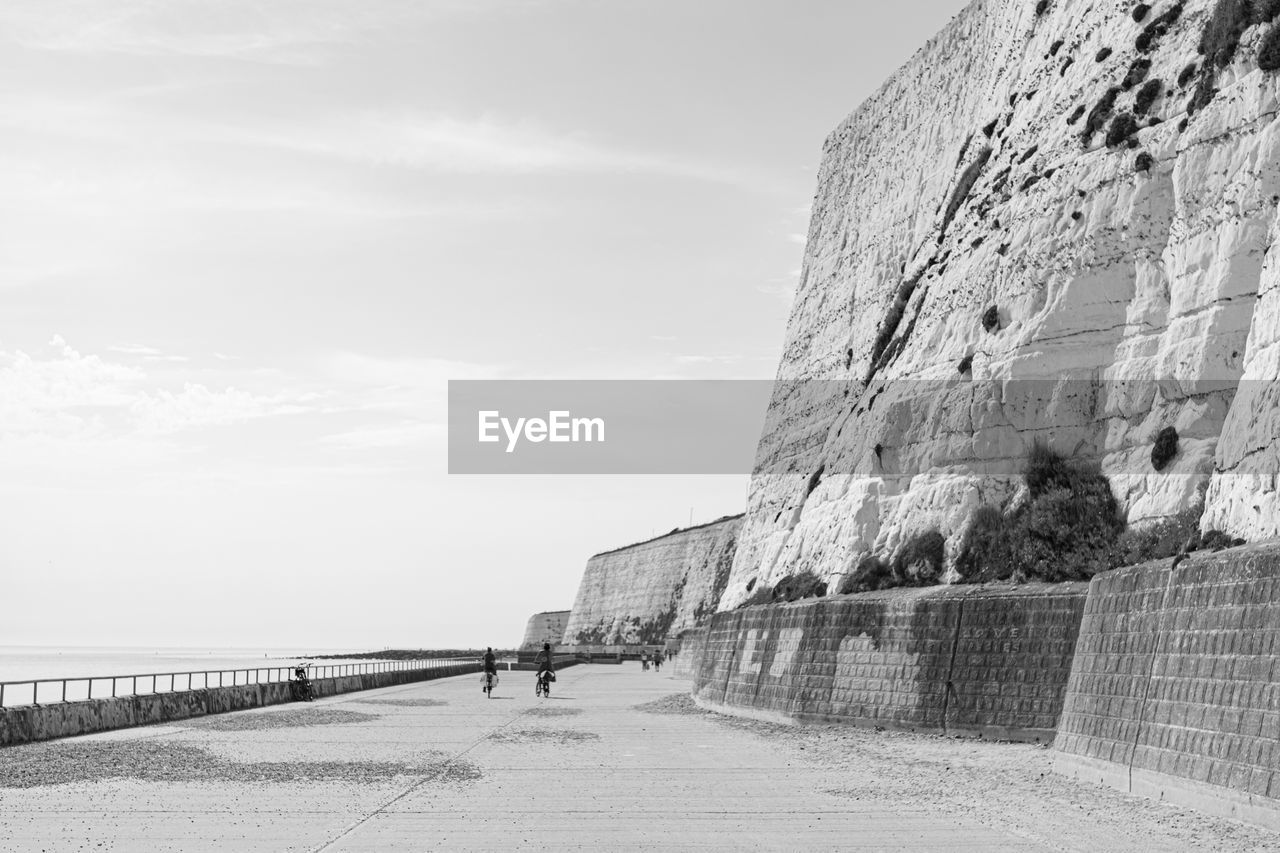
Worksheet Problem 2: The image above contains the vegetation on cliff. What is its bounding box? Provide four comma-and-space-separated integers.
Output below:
953, 444, 1123, 583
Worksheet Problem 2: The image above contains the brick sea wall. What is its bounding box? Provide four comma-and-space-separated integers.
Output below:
672, 628, 707, 679
691, 583, 1087, 741
1054, 543, 1280, 829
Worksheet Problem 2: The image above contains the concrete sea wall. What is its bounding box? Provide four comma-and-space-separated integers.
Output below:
0, 662, 483, 747
691, 583, 1087, 742
1054, 543, 1280, 829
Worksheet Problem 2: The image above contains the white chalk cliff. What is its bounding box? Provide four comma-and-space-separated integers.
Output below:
563, 515, 742, 645
721, 0, 1280, 607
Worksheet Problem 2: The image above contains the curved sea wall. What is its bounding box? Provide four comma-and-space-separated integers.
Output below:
1054, 542, 1280, 829
563, 514, 742, 645
671, 627, 707, 679
691, 582, 1087, 742
723, 0, 1280, 606
520, 610, 571, 649
0, 662, 486, 747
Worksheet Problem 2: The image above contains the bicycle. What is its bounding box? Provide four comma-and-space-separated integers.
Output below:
291, 663, 314, 702
535, 670, 553, 698
482, 670, 498, 698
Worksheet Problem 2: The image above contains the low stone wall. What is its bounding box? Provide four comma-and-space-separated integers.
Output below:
0, 663, 482, 747
692, 583, 1088, 742
1054, 543, 1280, 830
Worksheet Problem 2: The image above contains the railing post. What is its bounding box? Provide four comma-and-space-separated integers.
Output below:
61, 680, 67, 703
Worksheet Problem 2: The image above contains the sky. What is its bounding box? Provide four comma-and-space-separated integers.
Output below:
0, 0, 972, 650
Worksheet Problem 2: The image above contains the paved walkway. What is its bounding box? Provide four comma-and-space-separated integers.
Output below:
0, 665, 1042, 851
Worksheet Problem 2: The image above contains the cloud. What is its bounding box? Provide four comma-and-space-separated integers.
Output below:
674, 354, 742, 365
0, 336, 318, 437
234, 111, 759, 185
0, 0, 539, 62
130, 384, 316, 434
107, 344, 164, 357
0, 0, 364, 64
757, 280, 798, 305
326, 352, 502, 391
0, 336, 144, 431
316, 421, 443, 450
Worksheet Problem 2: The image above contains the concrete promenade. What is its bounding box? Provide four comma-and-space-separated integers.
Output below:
1, 664, 1273, 851
0, 664, 1022, 851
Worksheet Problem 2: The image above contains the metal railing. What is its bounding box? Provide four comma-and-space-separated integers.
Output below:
0, 658, 477, 709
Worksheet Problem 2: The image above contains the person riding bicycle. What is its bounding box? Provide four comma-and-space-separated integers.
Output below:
482, 647, 497, 693
534, 642, 554, 685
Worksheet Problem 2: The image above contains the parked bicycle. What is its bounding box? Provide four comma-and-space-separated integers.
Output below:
291, 663, 314, 702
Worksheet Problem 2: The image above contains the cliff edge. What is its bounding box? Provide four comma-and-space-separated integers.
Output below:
563, 515, 743, 644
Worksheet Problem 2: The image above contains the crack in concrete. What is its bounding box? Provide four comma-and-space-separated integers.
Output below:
308, 670, 588, 852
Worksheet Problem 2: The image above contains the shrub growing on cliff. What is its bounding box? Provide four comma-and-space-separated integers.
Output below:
954, 505, 1012, 582
1188, 0, 1257, 113
1200, 529, 1247, 550
1106, 113, 1140, 147
1135, 79, 1164, 115
840, 555, 893, 594
955, 443, 1124, 583
1253, 0, 1280, 23
1151, 426, 1179, 470
982, 305, 1001, 332
771, 572, 826, 602
1136, 1, 1183, 53
1122, 58, 1152, 90
1259, 24, 1280, 69
1082, 87, 1120, 143
1108, 506, 1202, 567
891, 529, 947, 586
1135, 151, 1154, 172
1133, 2, 1151, 21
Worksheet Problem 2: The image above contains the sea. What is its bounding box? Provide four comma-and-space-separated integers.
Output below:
0, 646, 386, 706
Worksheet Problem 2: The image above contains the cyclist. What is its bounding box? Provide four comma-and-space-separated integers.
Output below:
482, 647, 498, 694
534, 643, 554, 695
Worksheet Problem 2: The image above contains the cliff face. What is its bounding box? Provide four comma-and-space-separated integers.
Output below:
563, 515, 743, 645
723, 0, 1280, 606
519, 610, 571, 650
